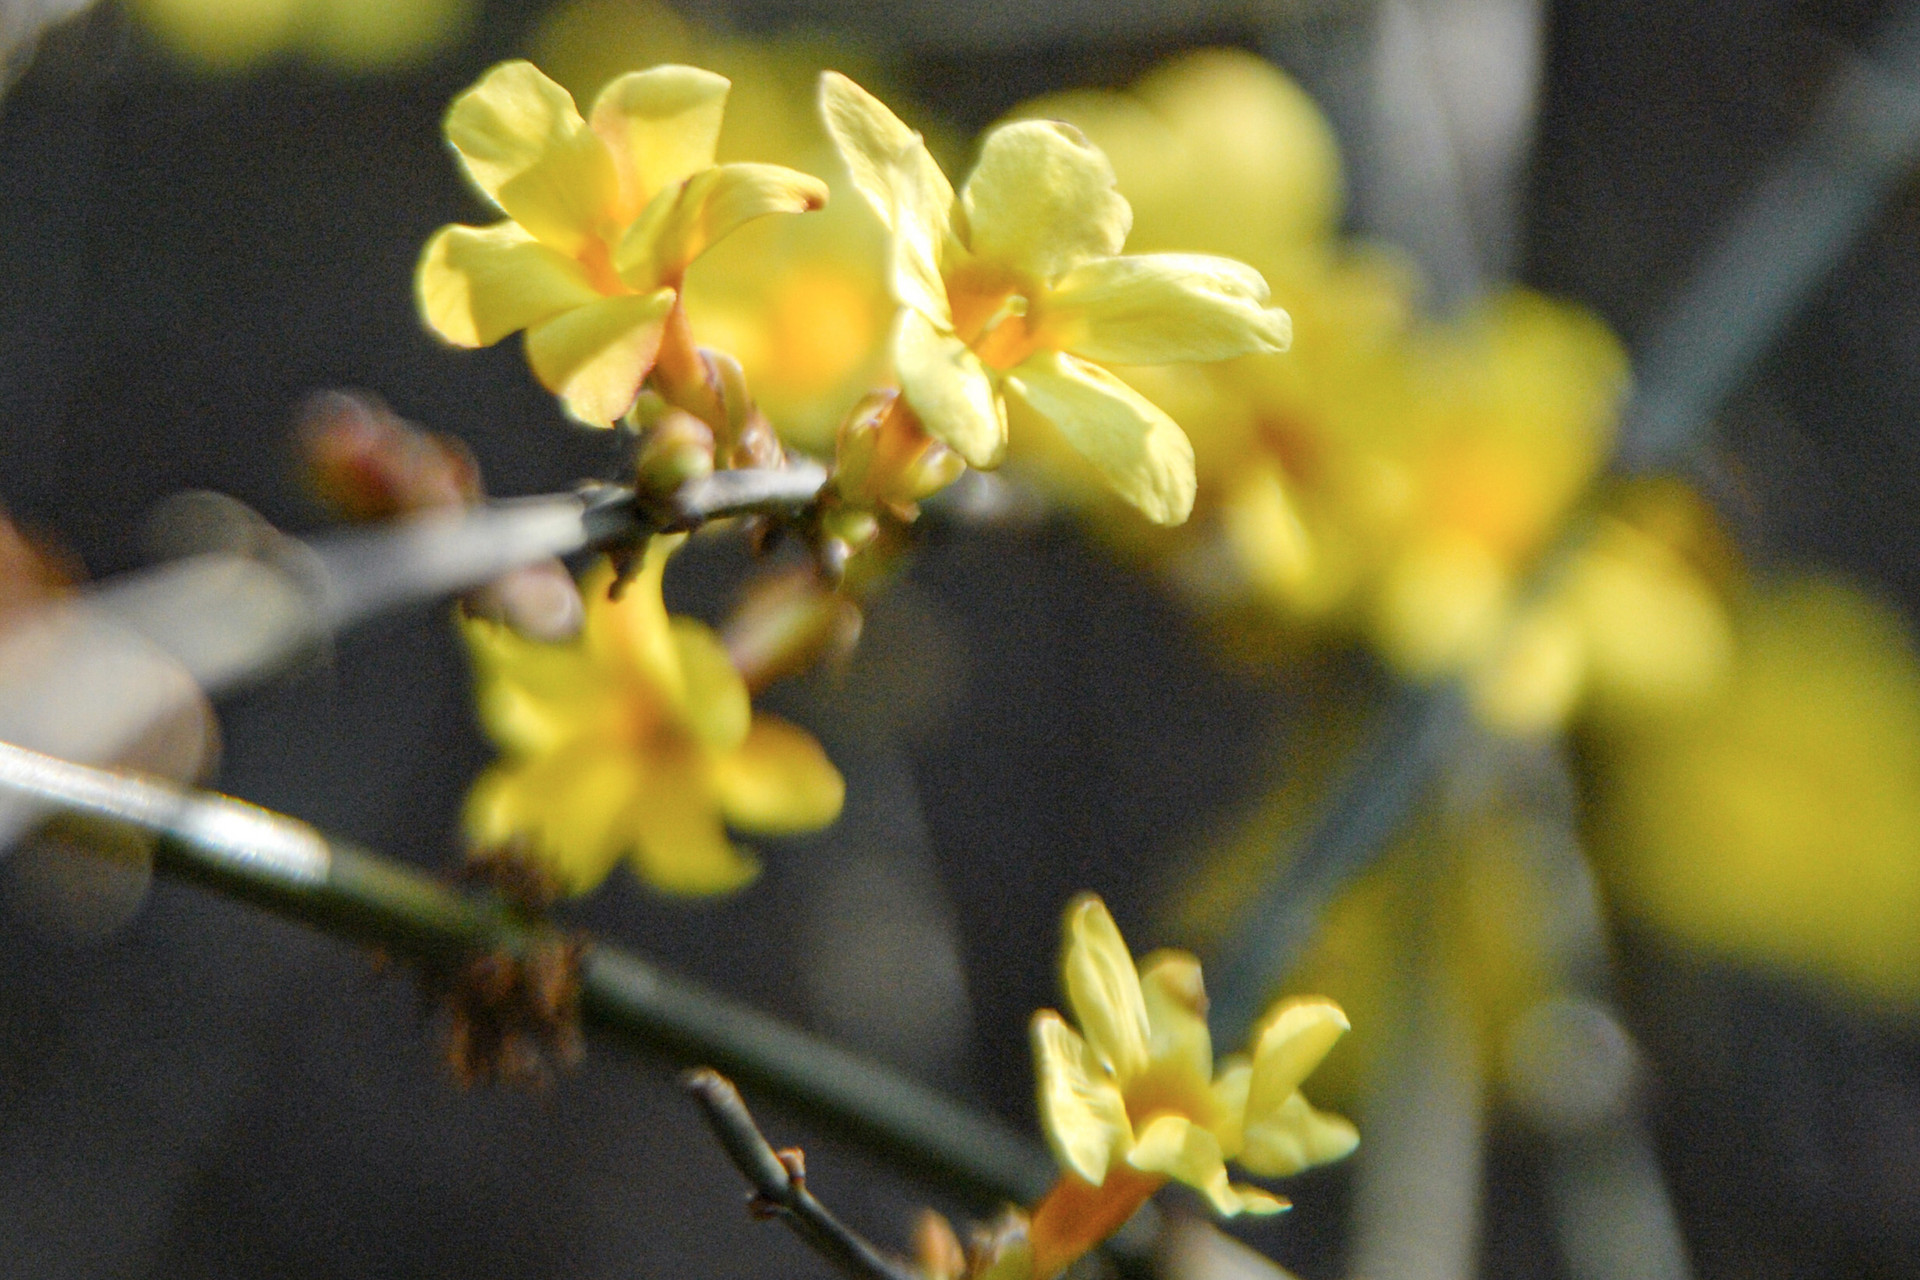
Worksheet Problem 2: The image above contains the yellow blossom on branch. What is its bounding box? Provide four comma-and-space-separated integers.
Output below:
1027, 895, 1355, 1276
818, 73, 1292, 526
417, 60, 828, 426
462, 536, 844, 895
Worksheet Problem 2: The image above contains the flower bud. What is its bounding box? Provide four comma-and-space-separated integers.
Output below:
297, 390, 480, 520
721, 566, 863, 691
633, 409, 717, 498
833, 392, 966, 515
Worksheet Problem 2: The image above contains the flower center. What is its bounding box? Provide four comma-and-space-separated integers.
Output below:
577, 235, 629, 298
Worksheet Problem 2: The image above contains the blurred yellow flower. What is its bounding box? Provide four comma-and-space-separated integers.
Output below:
1028, 895, 1354, 1275
463, 536, 844, 895
128, 0, 471, 73
417, 60, 828, 426
1588, 575, 1920, 1005
819, 73, 1292, 525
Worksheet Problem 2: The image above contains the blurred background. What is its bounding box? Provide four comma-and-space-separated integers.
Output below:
3, 0, 1920, 1277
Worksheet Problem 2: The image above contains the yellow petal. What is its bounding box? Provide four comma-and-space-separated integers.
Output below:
895, 309, 1007, 468
1245, 997, 1349, 1122
884, 147, 956, 327
1032, 1010, 1132, 1186
962, 120, 1130, 283
1044, 253, 1291, 365
616, 163, 828, 288
524, 287, 676, 426
444, 60, 616, 255
589, 64, 728, 217
1209, 1059, 1252, 1159
1061, 894, 1151, 1082
461, 613, 606, 756
1125, 1115, 1278, 1217
1238, 1092, 1359, 1178
583, 539, 682, 690
713, 717, 846, 833
1139, 950, 1214, 1087
668, 617, 751, 752
628, 752, 760, 895
817, 71, 953, 234
1003, 351, 1195, 525
465, 747, 635, 895
416, 221, 601, 349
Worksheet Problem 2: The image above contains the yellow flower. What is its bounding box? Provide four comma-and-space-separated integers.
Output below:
462, 536, 844, 895
818, 74, 1292, 526
417, 60, 828, 426
1027, 896, 1354, 1274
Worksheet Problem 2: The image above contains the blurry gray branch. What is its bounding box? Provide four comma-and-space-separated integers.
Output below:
686, 1068, 924, 1280
1206, 0, 1920, 1040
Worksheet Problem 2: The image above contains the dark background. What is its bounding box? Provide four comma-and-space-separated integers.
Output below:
2, 1, 1919, 1277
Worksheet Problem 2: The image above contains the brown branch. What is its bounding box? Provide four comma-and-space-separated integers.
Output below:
685, 1068, 926, 1280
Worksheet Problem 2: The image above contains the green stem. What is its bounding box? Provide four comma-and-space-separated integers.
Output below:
2, 739, 1049, 1210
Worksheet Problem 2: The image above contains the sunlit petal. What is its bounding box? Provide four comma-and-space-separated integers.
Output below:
1061, 894, 1151, 1081
589, 64, 729, 216
1003, 351, 1195, 525
1238, 1092, 1360, 1178
416, 221, 601, 348
818, 71, 954, 233
962, 120, 1130, 283
895, 309, 1007, 469
1032, 1010, 1131, 1186
524, 288, 676, 426
1245, 997, 1350, 1121
1139, 950, 1214, 1086
444, 60, 616, 255
616, 163, 827, 288
1045, 253, 1291, 364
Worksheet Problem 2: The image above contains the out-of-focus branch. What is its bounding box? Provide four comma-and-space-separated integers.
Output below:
686, 1068, 924, 1280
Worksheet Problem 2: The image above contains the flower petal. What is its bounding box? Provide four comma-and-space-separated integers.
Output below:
628, 751, 761, 895
616, 163, 828, 288
444, 60, 616, 255
962, 120, 1130, 283
1209, 1059, 1252, 1159
465, 746, 636, 895
895, 309, 1007, 468
1125, 1115, 1281, 1217
589, 64, 729, 217
1044, 253, 1291, 365
1003, 351, 1195, 525
1032, 1010, 1131, 1186
417, 221, 602, 349
524, 287, 676, 426
1238, 1092, 1359, 1178
461, 613, 607, 755
1139, 950, 1214, 1088
1061, 894, 1151, 1082
818, 71, 953, 234
712, 716, 846, 834
1245, 997, 1350, 1122
668, 617, 751, 752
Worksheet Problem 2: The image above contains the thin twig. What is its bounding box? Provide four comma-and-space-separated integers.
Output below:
686, 1068, 925, 1280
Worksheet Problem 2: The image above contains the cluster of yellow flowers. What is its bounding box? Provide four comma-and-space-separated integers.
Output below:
412, 40, 1357, 1259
